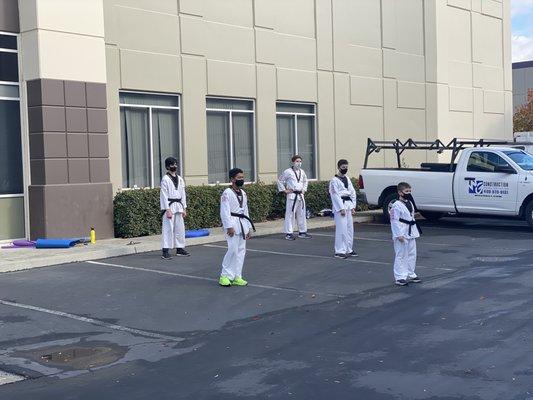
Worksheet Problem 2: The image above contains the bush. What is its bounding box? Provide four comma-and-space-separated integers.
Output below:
114, 179, 366, 238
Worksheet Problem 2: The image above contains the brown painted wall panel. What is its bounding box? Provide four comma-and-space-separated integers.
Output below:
66, 107, 88, 132
0, 0, 19, 33
64, 81, 87, 107
86, 83, 107, 109
29, 133, 67, 159
28, 183, 114, 240
30, 159, 68, 185
68, 158, 90, 183
90, 158, 110, 183
27, 79, 65, 107
87, 108, 108, 132
88, 133, 109, 158
67, 133, 89, 158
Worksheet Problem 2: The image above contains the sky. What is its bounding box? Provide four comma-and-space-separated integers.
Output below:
512, 0, 533, 61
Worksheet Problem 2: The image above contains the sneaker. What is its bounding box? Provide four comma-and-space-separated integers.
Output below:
298, 232, 312, 239
349, 251, 358, 257
176, 248, 190, 257
231, 277, 248, 286
285, 234, 296, 241
161, 251, 172, 260
219, 276, 232, 287
334, 253, 348, 259
395, 279, 409, 286
408, 276, 421, 283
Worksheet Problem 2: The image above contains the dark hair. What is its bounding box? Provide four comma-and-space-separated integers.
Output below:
397, 182, 411, 191
292, 155, 302, 162
165, 157, 178, 169
337, 159, 348, 168
229, 167, 243, 179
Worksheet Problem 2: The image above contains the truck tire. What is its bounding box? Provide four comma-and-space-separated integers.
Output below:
419, 211, 445, 222
526, 200, 533, 230
382, 193, 398, 222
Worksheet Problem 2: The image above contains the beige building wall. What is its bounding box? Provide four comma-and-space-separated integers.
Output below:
103, 0, 512, 188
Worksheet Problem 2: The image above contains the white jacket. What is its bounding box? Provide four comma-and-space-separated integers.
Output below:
160, 174, 187, 214
277, 167, 308, 200
390, 199, 420, 239
220, 187, 252, 235
329, 175, 357, 212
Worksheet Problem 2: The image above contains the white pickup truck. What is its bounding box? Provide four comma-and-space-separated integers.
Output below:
359, 138, 533, 229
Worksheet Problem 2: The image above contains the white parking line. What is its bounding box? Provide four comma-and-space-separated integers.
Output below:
311, 233, 450, 247
0, 299, 184, 342
86, 261, 345, 298
203, 245, 453, 271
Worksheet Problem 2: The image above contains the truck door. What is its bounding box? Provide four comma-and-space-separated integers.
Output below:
454, 150, 519, 215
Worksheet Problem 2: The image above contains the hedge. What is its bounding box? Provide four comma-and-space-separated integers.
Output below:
114, 179, 367, 238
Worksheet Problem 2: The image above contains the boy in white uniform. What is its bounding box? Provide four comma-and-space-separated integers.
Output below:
277, 155, 311, 240
160, 157, 189, 260
219, 168, 255, 287
389, 182, 422, 286
329, 159, 358, 259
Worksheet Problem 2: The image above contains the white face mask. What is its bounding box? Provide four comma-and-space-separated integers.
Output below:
294, 161, 302, 169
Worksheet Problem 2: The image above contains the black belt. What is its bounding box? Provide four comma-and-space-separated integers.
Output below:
291, 191, 304, 212
341, 196, 352, 202
399, 218, 422, 236
161, 198, 182, 217
231, 212, 256, 239
168, 198, 182, 206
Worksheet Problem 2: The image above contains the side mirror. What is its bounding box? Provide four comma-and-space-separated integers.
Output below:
495, 165, 517, 174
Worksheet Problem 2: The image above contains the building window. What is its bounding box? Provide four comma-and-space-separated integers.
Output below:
206, 97, 255, 184
276, 102, 317, 179
119, 91, 181, 188
0, 32, 23, 196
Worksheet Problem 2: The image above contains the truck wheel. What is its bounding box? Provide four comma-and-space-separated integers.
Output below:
419, 211, 445, 222
526, 200, 533, 229
382, 193, 398, 222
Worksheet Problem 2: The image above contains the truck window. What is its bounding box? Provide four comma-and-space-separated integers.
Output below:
503, 151, 533, 171
466, 152, 510, 173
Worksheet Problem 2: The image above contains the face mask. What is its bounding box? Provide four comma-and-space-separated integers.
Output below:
339, 167, 348, 175
294, 161, 302, 169
168, 165, 177, 172
235, 179, 245, 188
401, 192, 414, 201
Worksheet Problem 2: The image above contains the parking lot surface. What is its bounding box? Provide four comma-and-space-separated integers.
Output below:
0, 218, 532, 399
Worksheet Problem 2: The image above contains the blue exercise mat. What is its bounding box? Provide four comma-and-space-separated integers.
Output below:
185, 229, 210, 238
35, 239, 80, 249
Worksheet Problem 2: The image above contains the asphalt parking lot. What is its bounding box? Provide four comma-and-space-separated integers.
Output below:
0, 217, 532, 399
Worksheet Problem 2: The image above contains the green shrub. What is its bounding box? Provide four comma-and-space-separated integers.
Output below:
114, 179, 366, 238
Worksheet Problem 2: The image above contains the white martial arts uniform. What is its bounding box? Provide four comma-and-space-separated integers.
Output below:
160, 173, 187, 250
220, 187, 253, 280
389, 199, 420, 281
277, 167, 309, 235
329, 175, 357, 254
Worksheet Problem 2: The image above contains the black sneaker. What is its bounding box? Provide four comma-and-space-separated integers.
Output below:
395, 279, 408, 286
298, 232, 312, 239
285, 234, 296, 241
161, 252, 173, 260
334, 253, 348, 259
408, 276, 421, 283
349, 251, 358, 257
176, 248, 190, 257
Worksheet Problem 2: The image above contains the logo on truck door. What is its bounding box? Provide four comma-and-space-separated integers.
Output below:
466, 178, 509, 197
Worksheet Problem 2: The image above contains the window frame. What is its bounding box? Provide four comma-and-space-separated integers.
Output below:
275, 101, 318, 180
0, 31, 23, 199
205, 96, 257, 184
119, 90, 182, 189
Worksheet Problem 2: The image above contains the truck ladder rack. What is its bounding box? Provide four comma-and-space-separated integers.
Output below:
363, 138, 533, 171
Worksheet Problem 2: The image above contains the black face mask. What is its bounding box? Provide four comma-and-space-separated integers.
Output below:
168, 165, 178, 172
339, 167, 348, 175
235, 179, 245, 188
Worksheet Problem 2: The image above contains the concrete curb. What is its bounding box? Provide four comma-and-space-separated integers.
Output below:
0, 211, 382, 273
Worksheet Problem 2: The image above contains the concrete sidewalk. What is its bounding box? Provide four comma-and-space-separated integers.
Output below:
0, 211, 381, 273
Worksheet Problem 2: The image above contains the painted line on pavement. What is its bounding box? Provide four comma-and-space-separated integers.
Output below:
203, 245, 453, 271
310, 233, 450, 247
0, 299, 184, 342
87, 261, 345, 298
